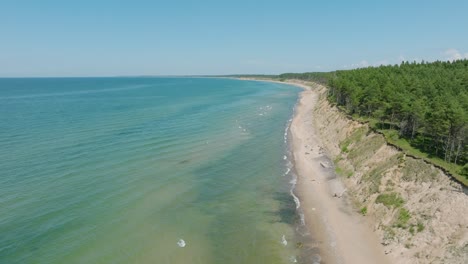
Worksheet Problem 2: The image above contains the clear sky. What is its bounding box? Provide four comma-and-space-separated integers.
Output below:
1, 0, 468, 77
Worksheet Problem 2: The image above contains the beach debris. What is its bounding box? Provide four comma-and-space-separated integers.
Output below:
290, 256, 298, 263
312, 207, 316, 211
318, 146, 324, 154
281, 235, 288, 246
320, 162, 328, 168
305, 152, 310, 155
177, 239, 186, 248
333, 189, 347, 198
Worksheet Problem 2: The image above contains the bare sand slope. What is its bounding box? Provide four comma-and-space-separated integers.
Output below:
290, 87, 393, 264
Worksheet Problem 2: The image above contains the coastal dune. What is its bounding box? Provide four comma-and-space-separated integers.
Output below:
289, 83, 392, 264
286, 80, 467, 264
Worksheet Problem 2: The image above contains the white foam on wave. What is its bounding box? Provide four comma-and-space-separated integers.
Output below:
299, 213, 306, 225
291, 189, 300, 209
289, 177, 297, 185
290, 256, 298, 263
281, 235, 288, 246
283, 123, 290, 143
237, 124, 249, 134
177, 239, 186, 248
283, 155, 287, 160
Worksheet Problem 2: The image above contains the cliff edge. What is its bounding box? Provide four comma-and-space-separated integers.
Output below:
310, 82, 468, 263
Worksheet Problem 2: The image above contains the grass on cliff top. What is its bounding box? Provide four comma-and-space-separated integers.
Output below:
380, 129, 467, 186
345, 114, 467, 187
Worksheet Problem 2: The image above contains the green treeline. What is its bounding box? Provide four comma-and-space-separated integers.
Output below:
234, 60, 468, 179
327, 60, 468, 177
278, 72, 332, 85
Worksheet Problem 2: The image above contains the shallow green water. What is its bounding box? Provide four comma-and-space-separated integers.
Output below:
0, 77, 301, 263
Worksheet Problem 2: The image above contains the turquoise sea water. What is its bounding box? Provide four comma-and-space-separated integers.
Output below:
0, 77, 302, 263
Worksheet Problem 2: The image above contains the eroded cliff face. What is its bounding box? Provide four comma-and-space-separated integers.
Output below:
311, 84, 468, 264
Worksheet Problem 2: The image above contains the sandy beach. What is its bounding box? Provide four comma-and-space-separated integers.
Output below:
289, 83, 392, 264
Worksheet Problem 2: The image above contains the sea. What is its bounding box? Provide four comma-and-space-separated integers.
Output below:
0, 77, 306, 263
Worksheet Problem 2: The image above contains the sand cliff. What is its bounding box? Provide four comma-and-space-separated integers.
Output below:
296, 81, 468, 263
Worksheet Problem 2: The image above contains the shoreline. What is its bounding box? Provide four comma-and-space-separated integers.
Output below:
290, 85, 392, 264
237, 78, 392, 263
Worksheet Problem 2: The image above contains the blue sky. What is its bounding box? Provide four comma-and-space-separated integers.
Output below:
1, 0, 467, 77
